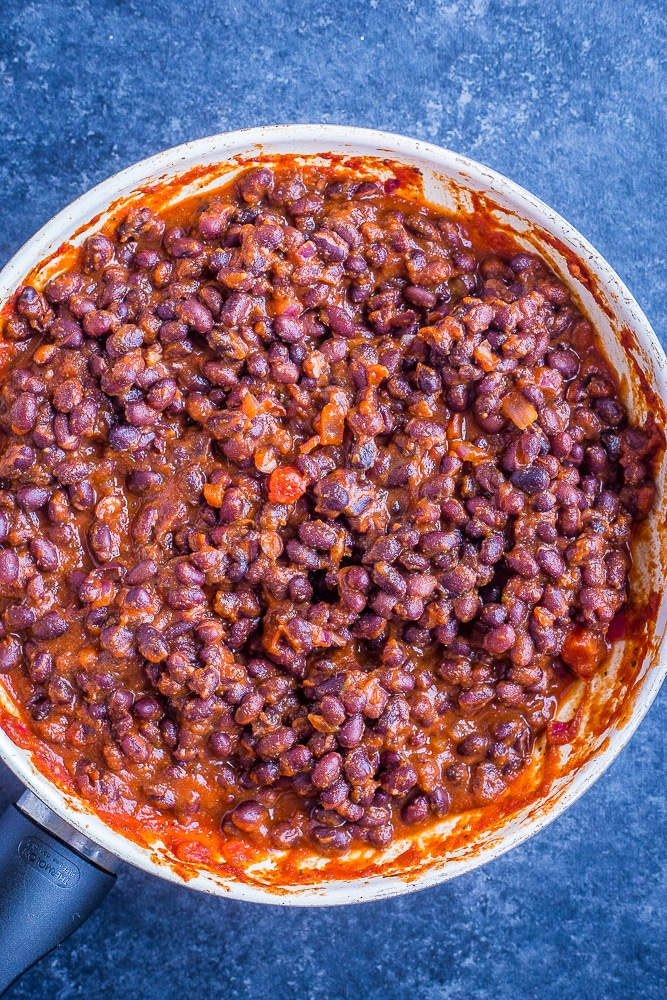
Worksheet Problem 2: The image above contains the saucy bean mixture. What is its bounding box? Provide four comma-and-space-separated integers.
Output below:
0, 161, 659, 857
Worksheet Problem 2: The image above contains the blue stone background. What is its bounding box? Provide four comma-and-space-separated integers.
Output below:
1, 0, 666, 996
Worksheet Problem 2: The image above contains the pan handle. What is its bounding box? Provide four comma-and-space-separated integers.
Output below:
0, 792, 117, 996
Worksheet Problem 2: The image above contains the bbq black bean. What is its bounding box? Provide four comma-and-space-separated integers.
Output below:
0, 160, 653, 863
32, 612, 68, 640
231, 800, 268, 833
0, 550, 19, 584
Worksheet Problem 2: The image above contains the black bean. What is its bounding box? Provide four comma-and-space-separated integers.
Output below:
209, 731, 233, 758
167, 586, 207, 610
310, 825, 351, 851
89, 521, 116, 562
29, 538, 59, 572
136, 624, 169, 662
371, 562, 407, 598
510, 466, 550, 495
100, 624, 134, 656
176, 298, 214, 334
401, 793, 431, 825
256, 728, 297, 760
235, 691, 264, 725
308, 230, 345, 264
134, 695, 162, 720
121, 732, 151, 763
0, 550, 19, 585
238, 168, 273, 203
83, 234, 115, 272
231, 800, 268, 833
536, 547, 566, 579
279, 744, 313, 776
314, 478, 349, 513
311, 752, 343, 789
169, 237, 204, 259
441, 566, 476, 596
381, 764, 418, 795
337, 713, 365, 748
10, 393, 39, 433
108, 424, 142, 450
16, 485, 50, 511
298, 520, 337, 549
32, 612, 68, 640
429, 787, 450, 817
29, 651, 53, 683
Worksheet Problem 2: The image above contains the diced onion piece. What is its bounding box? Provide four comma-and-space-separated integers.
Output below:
473, 340, 499, 371
307, 713, 338, 734
260, 531, 283, 558
240, 389, 259, 417
254, 446, 278, 474
256, 395, 280, 415
420, 325, 452, 352
318, 402, 346, 445
203, 482, 226, 507
366, 363, 390, 387
273, 428, 293, 455
533, 606, 554, 629
299, 435, 321, 454
501, 390, 538, 430
447, 412, 464, 440
219, 269, 253, 291
272, 292, 301, 315
303, 351, 328, 380
411, 397, 437, 419
449, 439, 489, 464
330, 534, 346, 563
317, 389, 348, 446
78, 645, 99, 668
33, 344, 57, 365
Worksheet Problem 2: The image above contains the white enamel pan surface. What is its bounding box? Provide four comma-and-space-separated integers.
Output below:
0, 125, 666, 906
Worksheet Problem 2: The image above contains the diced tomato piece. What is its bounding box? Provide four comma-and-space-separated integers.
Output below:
173, 840, 212, 864
561, 625, 608, 679
267, 465, 308, 504
222, 838, 257, 865
547, 707, 583, 746
606, 612, 627, 642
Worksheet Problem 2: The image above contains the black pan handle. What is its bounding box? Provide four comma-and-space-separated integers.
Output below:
0, 791, 118, 996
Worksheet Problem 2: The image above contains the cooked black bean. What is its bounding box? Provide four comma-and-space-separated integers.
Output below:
0, 550, 20, 584
312, 752, 343, 789
510, 467, 550, 495
6, 605, 37, 630
231, 800, 268, 833
0, 637, 22, 672
16, 485, 51, 510
121, 732, 151, 763
32, 612, 68, 640
29, 538, 59, 572
136, 625, 169, 662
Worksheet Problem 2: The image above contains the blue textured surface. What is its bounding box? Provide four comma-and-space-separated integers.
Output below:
1, 1, 667, 997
